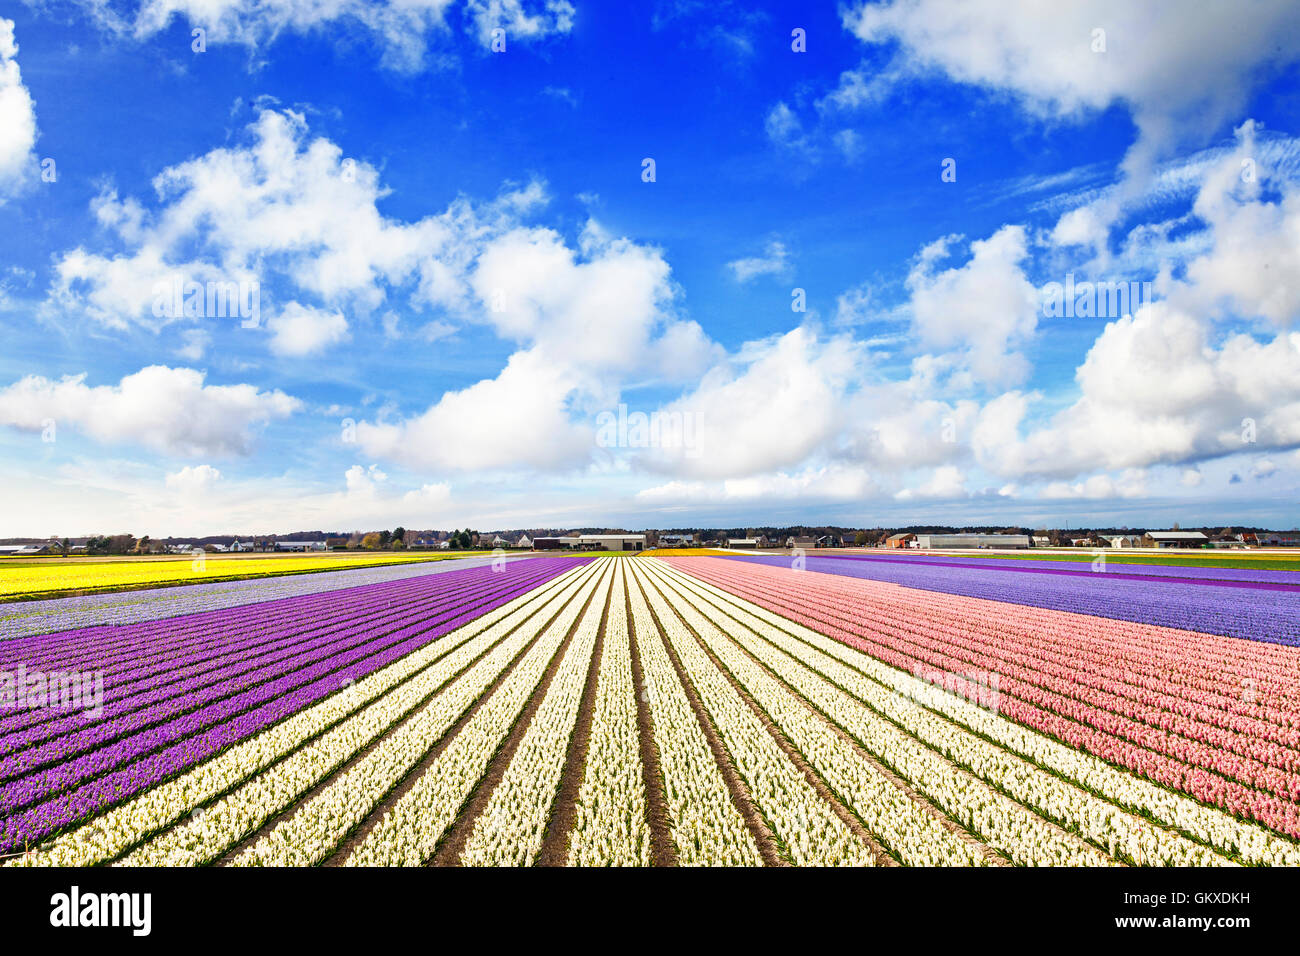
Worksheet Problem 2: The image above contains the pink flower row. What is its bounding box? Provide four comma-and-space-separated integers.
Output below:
672, 557, 1300, 839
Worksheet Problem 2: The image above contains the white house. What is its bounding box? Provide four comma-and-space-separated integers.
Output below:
517, 535, 532, 549
578, 534, 647, 552
913, 534, 1030, 550
275, 540, 328, 552
230, 540, 256, 552
1142, 531, 1208, 548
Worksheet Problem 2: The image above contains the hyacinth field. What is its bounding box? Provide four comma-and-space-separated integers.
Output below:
2, 552, 1299, 867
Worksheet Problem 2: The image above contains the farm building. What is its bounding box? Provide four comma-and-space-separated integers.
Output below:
1245, 532, 1300, 547
886, 533, 916, 549
1101, 535, 1141, 548
726, 538, 759, 549
579, 534, 646, 551
0, 544, 50, 555
516, 535, 532, 549
275, 540, 328, 552
657, 534, 695, 547
913, 533, 1030, 549
1142, 531, 1208, 548
786, 535, 817, 549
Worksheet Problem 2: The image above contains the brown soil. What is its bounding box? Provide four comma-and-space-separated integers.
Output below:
626, 574, 677, 867
628, 565, 786, 866
533, 575, 609, 866
426, 571, 605, 866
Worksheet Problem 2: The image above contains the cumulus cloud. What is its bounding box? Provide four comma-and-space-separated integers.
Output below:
894, 464, 966, 501
267, 302, 349, 356
356, 219, 718, 472
727, 240, 791, 283
51, 109, 545, 331
905, 226, 1039, 386
0, 365, 301, 457
842, 0, 1300, 238
639, 326, 863, 480
0, 18, 37, 201
165, 463, 223, 496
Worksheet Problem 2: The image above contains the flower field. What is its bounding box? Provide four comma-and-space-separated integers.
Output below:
0, 552, 481, 602
3, 553, 1299, 867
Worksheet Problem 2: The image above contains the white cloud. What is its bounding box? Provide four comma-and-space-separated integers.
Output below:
893, 464, 966, 501
267, 302, 349, 356
1040, 471, 1148, 500
842, 0, 1300, 236
175, 328, 211, 362
165, 463, 223, 495
71, 1, 573, 72
357, 218, 719, 473
640, 326, 863, 479
0, 365, 301, 457
0, 18, 37, 201
726, 240, 791, 283
356, 349, 592, 472
905, 225, 1039, 386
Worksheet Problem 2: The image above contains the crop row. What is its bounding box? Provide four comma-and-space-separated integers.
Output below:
671, 556, 1300, 843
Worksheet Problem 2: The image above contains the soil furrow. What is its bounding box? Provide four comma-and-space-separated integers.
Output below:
427, 566, 608, 866
626, 564, 785, 867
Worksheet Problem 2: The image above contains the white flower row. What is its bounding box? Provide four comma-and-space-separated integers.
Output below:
658, 560, 1297, 867
117, 569, 590, 866
567, 562, 650, 866
656, 563, 1228, 867
644, 561, 1111, 866
230, 562, 608, 866
625, 558, 761, 866
341, 562, 613, 866
640, 560, 982, 867
628, 561, 875, 866
6, 567, 587, 868
459, 563, 614, 865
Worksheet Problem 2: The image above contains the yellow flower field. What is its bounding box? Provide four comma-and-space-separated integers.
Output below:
0, 552, 485, 601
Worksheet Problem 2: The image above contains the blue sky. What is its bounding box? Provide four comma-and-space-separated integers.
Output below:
1, 0, 1299, 535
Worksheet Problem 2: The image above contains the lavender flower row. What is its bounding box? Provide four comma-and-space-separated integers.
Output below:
0, 557, 585, 852
724, 555, 1300, 646
0, 565, 526, 743
0, 562, 566, 797
0, 554, 539, 642
815, 552, 1300, 585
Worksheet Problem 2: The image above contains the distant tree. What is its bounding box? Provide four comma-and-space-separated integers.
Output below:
854, 531, 869, 546
378, 530, 391, 547
392, 527, 407, 548
361, 532, 381, 550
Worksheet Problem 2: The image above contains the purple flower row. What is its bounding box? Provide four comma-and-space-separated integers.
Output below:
0, 567, 535, 780
0, 557, 585, 852
0, 567, 522, 747
0, 553, 541, 641
814, 551, 1300, 586
725, 554, 1300, 646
